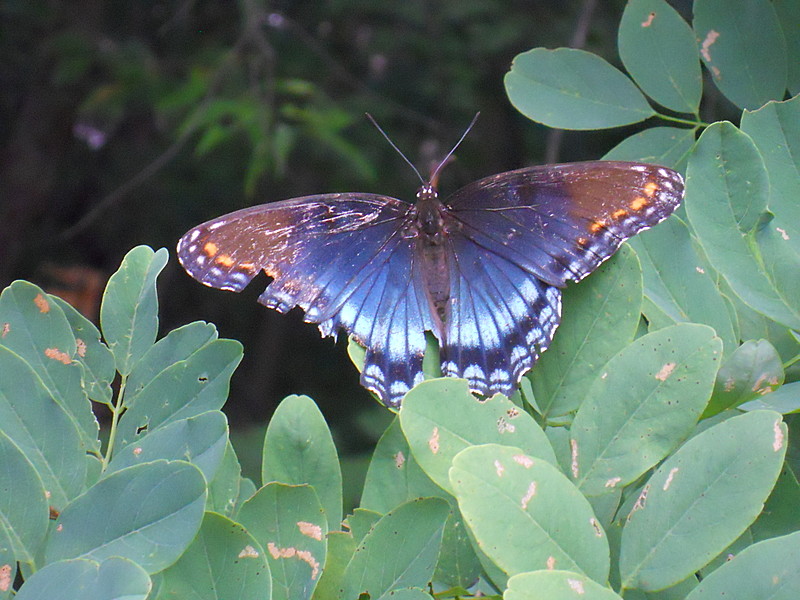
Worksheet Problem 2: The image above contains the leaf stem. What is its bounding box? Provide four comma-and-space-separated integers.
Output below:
655, 112, 709, 128
102, 374, 127, 471
783, 353, 800, 370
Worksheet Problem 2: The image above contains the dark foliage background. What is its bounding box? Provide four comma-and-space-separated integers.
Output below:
1, 0, 694, 456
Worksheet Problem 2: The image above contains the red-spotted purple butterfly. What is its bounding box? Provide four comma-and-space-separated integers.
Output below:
178, 118, 683, 407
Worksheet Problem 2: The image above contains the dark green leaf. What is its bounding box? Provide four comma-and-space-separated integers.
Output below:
531, 245, 642, 419
619, 0, 702, 113
15, 557, 151, 600
339, 498, 449, 600
45, 460, 206, 574
505, 48, 655, 129
693, 0, 787, 109
261, 395, 343, 532
603, 127, 695, 172
100, 246, 168, 375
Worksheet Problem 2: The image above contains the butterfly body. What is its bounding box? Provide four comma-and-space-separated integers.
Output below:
178, 161, 684, 407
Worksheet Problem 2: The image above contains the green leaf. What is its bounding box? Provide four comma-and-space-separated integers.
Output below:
433, 510, 482, 590
100, 246, 168, 375
741, 96, 800, 324
741, 95, 800, 257
124, 321, 219, 404
0, 430, 49, 566
311, 531, 355, 600
261, 395, 344, 532
114, 338, 242, 451
45, 460, 206, 573
0, 281, 99, 450
506, 570, 622, 600
627, 216, 737, 354
693, 0, 787, 109
49, 295, 115, 406
156, 512, 270, 600
0, 521, 16, 600
530, 245, 643, 419
400, 379, 556, 494
0, 345, 87, 507
603, 127, 695, 172
360, 419, 481, 589
450, 444, 609, 582
206, 440, 244, 517
685, 530, 800, 599
571, 324, 721, 496
361, 418, 444, 513
775, 1, 800, 95
505, 48, 655, 130
620, 411, 787, 591
751, 464, 800, 541
238, 483, 326, 600
108, 411, 229, 482
741, 381, 800, 414
15, 557, 151, 600
706, 340, 784, 417
339, 497, 449, 600
685, 122, 800, 329
376, 589, 431, 600
346, 508, 383, 545
618, 0, 702, 113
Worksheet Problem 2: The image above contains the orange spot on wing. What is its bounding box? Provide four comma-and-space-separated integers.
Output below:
239, 262, 257, 273
34, 293, 50, 313
630, 197, 648, 211
612, 209, 628, 219
644, 181, 659, 197
589, 220, 606, 233
203, 242, 219, 257
577, 237, 588, 246
216, 254, 235, 267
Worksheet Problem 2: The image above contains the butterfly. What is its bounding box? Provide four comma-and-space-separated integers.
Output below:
177, 121, 684, 408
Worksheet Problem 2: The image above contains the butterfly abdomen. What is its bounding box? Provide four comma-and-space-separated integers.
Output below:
414, 188, 451, 335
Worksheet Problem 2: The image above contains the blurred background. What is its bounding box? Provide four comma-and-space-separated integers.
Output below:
1, 0, 692, 486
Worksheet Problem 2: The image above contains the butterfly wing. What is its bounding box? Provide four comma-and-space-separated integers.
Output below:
440, 227, 562, 396
445, 161, 684, 286
177, 195, 436, 407
438, 161, 683, 395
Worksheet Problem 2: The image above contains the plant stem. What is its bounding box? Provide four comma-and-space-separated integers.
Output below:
102, 374, 127, 471
656, 112, 709, 128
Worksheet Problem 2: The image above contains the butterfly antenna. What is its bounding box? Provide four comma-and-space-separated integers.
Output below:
429, 112, 480, 185
365, 113, 425, 185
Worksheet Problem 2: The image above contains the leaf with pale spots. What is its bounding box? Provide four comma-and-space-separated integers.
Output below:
506, 570, 623, 600
339, 497, 449, 600
156, 512, 270, 600
684, 530, 800, 600
449, 444, 609, 583
570, 323, 721, 497
238, 482, 326, 600
620, 410, 787, 592
0, 281, 99, 450
400, 379, 556, 494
